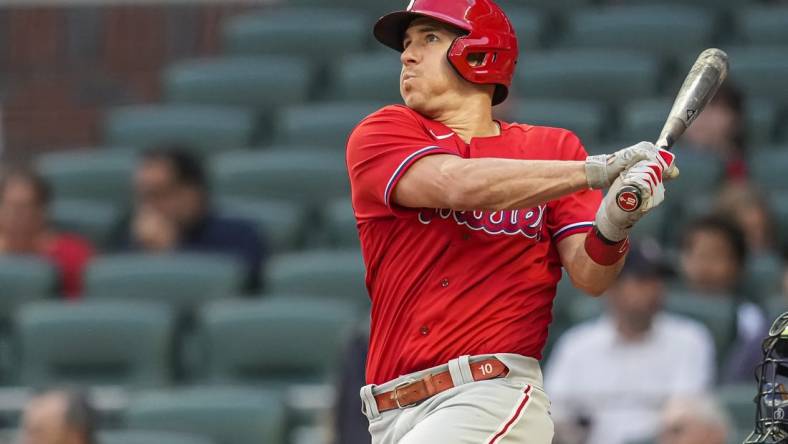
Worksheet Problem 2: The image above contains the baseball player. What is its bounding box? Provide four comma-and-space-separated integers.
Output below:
346, 1, 678, 443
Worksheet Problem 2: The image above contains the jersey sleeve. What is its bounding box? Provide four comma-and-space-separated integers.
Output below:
546, 131, 602, 242
346, 106, 460, 220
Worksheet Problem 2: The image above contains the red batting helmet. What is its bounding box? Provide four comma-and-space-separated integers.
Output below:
374, 0, 519, 106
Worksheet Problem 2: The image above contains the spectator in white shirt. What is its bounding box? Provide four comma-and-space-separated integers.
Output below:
657, 395, 730, 444
545, 242, 716, 444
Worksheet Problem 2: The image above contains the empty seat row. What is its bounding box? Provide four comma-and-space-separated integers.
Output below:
0, 250, 367, 313
10, 297, 358, 388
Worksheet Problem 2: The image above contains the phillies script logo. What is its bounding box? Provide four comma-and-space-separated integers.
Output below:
417, 206, 546, 239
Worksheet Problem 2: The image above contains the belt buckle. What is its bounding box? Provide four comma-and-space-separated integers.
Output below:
392, 379, 418, 409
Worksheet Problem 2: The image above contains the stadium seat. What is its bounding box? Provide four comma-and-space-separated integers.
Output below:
742, 253, 783, 304
771, 194, 788, 246
707, 47, 788, 104
616, 0, 742, 8
747, 99, 779, 147
664, 290, 738, 362
99, 430, 215, 444
163, 56, 311, 109
629, 204, 668, 242
510, 99, 608, 146
50, 199, 120, 248
104, 105, 256, 155
719, 384, 758, 431
736, 6, 788, 46
273, 102, 384, 148
750, 151, 788, 192
328, 53, 402, 103
196, 298, 357, 384
497, 0, 592, 12
265, 250, 367, 307
222, 8, 367, 61
36, 150, 135, 205
16, 300, 174, 387
85, 254, 244, 312
0, 257, 55, 320
617, 98, 672, 143
501, 7, 547, 50
562, 5, 715, 58
126, 387, 285, 444
514, 50, 661, 104
321, 198, 359, 249
665, 151, 725, 200
211, 151, 349, 208
218, 198, 307, 253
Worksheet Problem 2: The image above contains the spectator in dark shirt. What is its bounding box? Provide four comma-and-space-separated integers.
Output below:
115, 147, 266, 291
0, 170, 93, 298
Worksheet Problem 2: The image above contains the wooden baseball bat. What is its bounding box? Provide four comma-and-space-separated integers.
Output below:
615, 48, 730, 213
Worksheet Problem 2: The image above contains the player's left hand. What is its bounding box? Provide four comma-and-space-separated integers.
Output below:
594, 159, 671, 242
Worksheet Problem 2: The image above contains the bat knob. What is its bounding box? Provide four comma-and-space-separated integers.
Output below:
616, 186, 642, 213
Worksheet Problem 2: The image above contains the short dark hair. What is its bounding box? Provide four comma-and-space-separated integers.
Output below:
682, 215, 748, 266
141, 146, 206, 190
0, 169, 52, 207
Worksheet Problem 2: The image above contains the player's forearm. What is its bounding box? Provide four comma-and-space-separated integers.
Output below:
441, 157, 589, 211
563, 233, 625, 296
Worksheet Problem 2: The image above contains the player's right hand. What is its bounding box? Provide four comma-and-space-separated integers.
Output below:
585, 141, 678, 190
594, 158, 674, 242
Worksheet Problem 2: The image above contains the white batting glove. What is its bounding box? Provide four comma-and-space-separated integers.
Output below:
585, 141, 679, 189
594, 159, 672, 242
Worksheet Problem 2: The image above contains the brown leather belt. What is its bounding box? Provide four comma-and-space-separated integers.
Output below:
374, 358, 509, 413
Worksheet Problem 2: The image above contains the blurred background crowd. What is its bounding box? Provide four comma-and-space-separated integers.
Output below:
0, 0, 786, 443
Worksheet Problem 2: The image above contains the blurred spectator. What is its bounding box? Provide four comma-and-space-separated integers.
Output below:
714, 182, 777, 255
19, 389, 96, 444
545, 242, 715, 444
113, 148, 266, 291
657, 396, 730, 444
0, 170, 93, 299
683, 81, 748, 180
679, 215, 768, 382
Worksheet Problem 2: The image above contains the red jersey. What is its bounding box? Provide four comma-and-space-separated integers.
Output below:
346, 105, 602, 385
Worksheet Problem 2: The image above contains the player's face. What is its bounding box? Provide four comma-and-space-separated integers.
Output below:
400, 18, 468, 116
608, 275, 664, 329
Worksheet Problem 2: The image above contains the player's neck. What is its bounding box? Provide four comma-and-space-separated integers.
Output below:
432, 97, 499, 144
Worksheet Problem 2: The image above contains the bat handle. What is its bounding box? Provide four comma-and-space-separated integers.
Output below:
615, 185, 643, 213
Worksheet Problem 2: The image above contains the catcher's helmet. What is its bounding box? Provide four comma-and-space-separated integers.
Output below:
374, 0, 518, 106
745, 312, 788, 444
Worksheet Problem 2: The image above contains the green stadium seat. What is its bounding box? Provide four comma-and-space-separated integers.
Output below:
666, 151, 725, 200
664, 290, 738, 363
50, 199, 120, 248
196, 298, 356, 384
265, 250, 367, 307
126, 387, 285, 444
719, 384, 758, 432
498, 0, 592, 12
85, 254, 244, 311
617, 98, 672, 143
630, 204, 668, 242
218, 198, 307, 253
708, 47, 788, 104
615, 0, 741, 9
36, 150, 135, 205
514, 50, 661, 104
771, 194, 788, 246
329, 53, 402, 103
501, 7, 547, 50
99, 430, 215, 444
164, 56, 311, 109
222, 8, 367, 61
16, 300, 174, 387
104, 106, 256, 155
562, 5, 715, 57
510, 99, 607, 146
273, 102, 384, 148
321, 198, 359, 249
737, 6, 788, 46
211, 151, 349, 208
742, 253, 783, 304
0, 257, 55, 320
750, 150, 788, 192
747, 99, 779, 147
